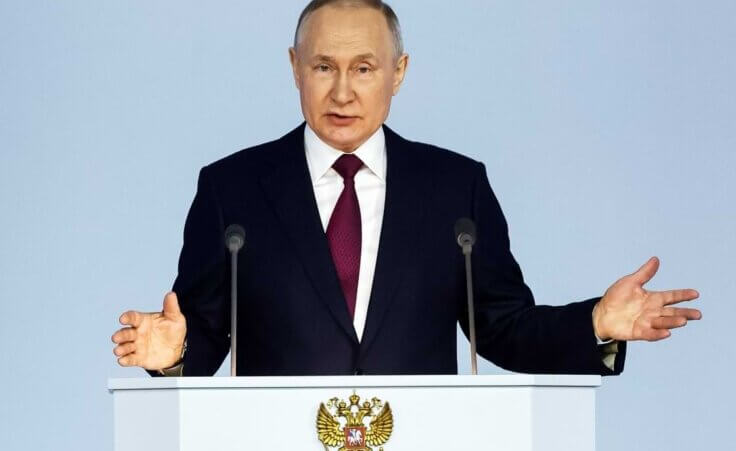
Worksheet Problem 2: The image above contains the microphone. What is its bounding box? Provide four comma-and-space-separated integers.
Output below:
225, 224, 245, 253
454, 217, 478, 375
224, 224, 246, 377
454, 217, 476, 251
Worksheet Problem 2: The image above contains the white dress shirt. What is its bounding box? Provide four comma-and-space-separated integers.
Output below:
304, 124, 386, 342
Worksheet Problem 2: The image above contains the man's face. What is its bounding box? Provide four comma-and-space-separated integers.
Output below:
289, 6, 408, 152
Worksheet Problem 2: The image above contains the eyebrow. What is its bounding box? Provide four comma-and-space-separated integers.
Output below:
311, 53, 378, 64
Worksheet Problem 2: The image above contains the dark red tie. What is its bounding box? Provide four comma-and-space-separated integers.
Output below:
326, 154, 364, 319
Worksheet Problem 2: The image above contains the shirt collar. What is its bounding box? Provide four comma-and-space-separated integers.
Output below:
304, 123, 386, 184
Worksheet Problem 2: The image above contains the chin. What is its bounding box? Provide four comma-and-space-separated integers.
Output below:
324, 128, 364, 151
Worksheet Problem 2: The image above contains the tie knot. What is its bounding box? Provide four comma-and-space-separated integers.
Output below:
332, 154, 363, 180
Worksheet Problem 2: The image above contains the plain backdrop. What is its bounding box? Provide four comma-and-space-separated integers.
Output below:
1, 1, 733, 450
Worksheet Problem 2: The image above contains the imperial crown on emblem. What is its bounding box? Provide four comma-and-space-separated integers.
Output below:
316, 392, 394, 451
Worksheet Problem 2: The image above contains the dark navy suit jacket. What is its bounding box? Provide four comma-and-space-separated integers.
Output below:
156, 122, 625, 376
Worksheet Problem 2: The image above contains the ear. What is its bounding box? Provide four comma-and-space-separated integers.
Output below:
392, 53, 409, 96
289, 47, 301, 90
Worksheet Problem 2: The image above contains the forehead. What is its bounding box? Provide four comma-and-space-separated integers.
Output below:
299, 6, 393, 57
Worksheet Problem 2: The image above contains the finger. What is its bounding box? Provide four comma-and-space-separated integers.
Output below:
651, 316, 688, 330
111, 327, 137, 344
119, 310, 143, 328
661, 289, 700, 306
662, 307, 702, 320
162, 291, 181, 318
113, 342, 136, 357
117, 354, 140, 367
644, 329, 671, 341
631, 256, 659, 285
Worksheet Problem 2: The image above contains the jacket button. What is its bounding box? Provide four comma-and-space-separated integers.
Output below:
354, 368, 363, 375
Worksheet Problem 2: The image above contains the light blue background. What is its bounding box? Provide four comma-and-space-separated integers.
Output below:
1, 1, 733, 449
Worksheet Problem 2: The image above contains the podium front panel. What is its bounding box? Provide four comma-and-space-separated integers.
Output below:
109, 375, 599, 451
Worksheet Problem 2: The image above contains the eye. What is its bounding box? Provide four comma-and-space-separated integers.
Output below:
356, 66, 372, 74
316, 64, 331, 72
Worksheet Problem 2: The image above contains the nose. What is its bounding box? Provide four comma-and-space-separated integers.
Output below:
330, 71, 355, 105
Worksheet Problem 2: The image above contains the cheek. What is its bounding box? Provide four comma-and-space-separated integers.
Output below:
386, 73, 398, 95
359, 82, 393, 115
304, 92, 331, 121
301, 77, 331, 104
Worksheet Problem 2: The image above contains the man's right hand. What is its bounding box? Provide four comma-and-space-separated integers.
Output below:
111, 291, 187, 370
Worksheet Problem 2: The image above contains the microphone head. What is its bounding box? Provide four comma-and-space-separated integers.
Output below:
224, 224, 246, 252
454, 217, 476, 247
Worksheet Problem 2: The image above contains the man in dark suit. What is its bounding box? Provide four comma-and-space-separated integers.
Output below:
111, 0, 701, 377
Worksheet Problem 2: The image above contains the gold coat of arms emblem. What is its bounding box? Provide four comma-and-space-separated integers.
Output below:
316, 392, 394, 451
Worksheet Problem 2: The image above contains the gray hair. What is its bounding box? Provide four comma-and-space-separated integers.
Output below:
293, 0, 404, 57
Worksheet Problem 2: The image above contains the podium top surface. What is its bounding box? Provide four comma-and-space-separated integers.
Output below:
108, 374, 601, 391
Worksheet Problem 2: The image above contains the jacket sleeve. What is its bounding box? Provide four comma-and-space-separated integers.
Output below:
458, 162, 626, 375
147, 167, 230, 377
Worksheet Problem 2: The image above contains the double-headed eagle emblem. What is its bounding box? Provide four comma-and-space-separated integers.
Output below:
316, 392, 394, 451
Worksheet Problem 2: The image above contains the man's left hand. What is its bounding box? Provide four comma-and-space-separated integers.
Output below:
593, 256, 702, 341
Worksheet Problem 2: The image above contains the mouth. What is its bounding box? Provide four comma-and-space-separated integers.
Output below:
325, 113, 359, 126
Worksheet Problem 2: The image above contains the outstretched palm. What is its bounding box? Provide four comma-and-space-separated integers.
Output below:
112, 292, 187, 370
594, 257, 702, 341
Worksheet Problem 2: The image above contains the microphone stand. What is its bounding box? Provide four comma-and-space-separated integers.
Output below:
225, 224, 245, 377
455, 217, 478, 375
461, 242, 478, 375
229, 248, 238, 377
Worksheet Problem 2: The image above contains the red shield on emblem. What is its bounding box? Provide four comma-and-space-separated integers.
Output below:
344, 426, 367, 449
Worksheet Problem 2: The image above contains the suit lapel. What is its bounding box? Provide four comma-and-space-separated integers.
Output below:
359, 124, 426, 353
258, 123, 359, 343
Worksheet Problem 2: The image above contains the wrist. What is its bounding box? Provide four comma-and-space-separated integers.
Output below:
592, 302, 611, 341
160, 338, 187, 371
156, 360, 184, 377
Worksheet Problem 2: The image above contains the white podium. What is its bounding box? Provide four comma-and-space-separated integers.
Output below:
108, 375, 600, 451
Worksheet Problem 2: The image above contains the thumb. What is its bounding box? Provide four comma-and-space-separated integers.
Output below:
631, 256, 660, 285
162, 291, 182, 318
